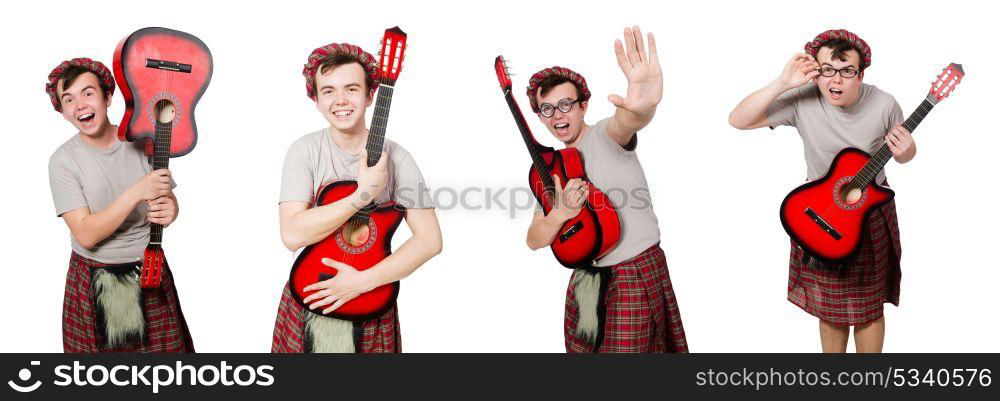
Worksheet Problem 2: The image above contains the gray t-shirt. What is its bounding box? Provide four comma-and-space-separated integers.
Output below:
279, 128, 433, 210
765, 82, 904, 183
573, 118, 660, 267
49, 135, 156, 264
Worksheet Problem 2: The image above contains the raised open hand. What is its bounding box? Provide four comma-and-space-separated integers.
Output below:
609, 25, 662, 114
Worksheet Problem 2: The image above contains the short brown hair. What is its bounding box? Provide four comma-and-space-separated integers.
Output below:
535, 75, 586, 102
58, 66, 113, 99
310, 52, 376, 98
821, 39, 866, 72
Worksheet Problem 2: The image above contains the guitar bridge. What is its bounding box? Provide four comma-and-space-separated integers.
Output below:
804, 208, 842, 240
559, 221, 584, 243
145, 58, 192, 73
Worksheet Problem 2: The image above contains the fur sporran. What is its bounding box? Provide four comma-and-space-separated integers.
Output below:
571, 268, 602, 345
92, 267, 145, 348
304, 312, 356, 353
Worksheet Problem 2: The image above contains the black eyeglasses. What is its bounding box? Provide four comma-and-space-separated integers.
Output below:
818, 66, 860, 78
539, 98, 581, 118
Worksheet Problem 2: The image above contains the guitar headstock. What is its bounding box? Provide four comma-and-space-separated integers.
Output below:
378, 26, 407, 85
495, 55, 513, 93
927, 63, 964, 105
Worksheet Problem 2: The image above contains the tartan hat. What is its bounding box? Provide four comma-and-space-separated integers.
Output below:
804, 29, 872, 70
302, 43, 379, 101
45, 57, 115, 112
525, 66, 591, 113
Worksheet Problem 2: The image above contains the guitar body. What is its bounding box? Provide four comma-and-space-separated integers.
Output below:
529, 147, 622, 268
114, 27, 213, 157
780, 148, 894, 263
289, 181, 406, 321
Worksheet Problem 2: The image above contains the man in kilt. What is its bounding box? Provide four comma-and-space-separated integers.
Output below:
46, 58, 194, 352
524, 26, 688, 353
272, 42, 441, 353
729, 29, 913, 352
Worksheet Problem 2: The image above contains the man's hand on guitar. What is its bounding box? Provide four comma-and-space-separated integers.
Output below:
302, 258, 376, 314
355, 150, 389, 206
885, 124, 916, 163
775, 53, 821, 92
147, 195, 178, 226
550, 175, 588, 223
130, 169, 172, 203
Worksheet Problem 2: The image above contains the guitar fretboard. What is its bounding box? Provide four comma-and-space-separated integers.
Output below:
503, 89, 556, 194
149, 120, 173, 246
850, 98, 935, 189
355, 81, 396, 222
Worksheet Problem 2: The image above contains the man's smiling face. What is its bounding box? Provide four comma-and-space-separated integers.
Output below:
314, 61, 373, 133
57, 71, 112, 136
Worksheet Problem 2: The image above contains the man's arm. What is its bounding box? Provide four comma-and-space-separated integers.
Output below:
279, 151, 389, 251
526, 176, 588, 250
302, 208, 443, 313
62, 169, 172, 249
526, 210, 562, 250
279, 195, 366, 251
729, 53, 820, 130
606, 26, 662, 146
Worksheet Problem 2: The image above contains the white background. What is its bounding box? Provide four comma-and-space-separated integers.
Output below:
0, 0, 995, 353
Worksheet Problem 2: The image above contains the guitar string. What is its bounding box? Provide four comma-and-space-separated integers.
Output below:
339, 47, 395, 310
345, 69, 392, 267
156, 63, 174, 277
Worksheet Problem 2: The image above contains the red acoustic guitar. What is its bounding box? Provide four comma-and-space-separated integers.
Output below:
289, 27, 408, 320
780, 63, 964, 263
114, 27, 213, 288
494, 55, 621, 268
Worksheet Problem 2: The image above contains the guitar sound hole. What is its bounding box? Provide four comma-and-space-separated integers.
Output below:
833, 176, 867, 211
341, 218, 371, 248
154, 99, 176, 124
843, 188, 863, 205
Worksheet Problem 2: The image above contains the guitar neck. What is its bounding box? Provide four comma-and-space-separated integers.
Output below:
149, 121, 173, 247
366, 83, 394, 167
503, 90, 555, 191
356, 83, 395, 221
853, 98, 935, 187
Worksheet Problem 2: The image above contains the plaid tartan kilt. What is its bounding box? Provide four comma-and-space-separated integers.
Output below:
564, 244, 689, 353
788, 199, 903, 326
271, 281, 400, 353
63, 252, 194, 353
